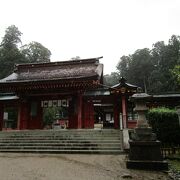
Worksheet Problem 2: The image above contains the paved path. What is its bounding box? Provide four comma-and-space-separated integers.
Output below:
0, 153, 168, 180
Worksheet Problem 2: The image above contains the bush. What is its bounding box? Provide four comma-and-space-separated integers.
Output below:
147, 107, 180, 146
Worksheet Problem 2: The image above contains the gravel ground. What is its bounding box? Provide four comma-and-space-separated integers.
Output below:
0, 153, 168, 180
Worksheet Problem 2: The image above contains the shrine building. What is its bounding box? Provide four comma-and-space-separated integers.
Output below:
0, 57, 141, 130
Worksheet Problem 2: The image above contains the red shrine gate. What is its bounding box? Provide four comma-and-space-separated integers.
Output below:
0, 57, 138, 130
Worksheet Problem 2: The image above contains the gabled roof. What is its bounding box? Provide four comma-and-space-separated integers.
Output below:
0, 57, 103, 83
111, 77, 138, 90
0, 57, 104, 92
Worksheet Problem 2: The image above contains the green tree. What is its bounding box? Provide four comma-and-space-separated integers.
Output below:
116, 35, 180, 93
172, 65, 180, 84
1, 25, 22, 48
117, 48, 153, 92
103, 72, 120, 87
116, 55, 130, 79
148, 41, 167, 93
43, 107, 57, 127
149, 36, 180, 92
129, 48, 154, 92
21, 41, 51, 63
0, 25, 52, 79
0, 25, 25, 78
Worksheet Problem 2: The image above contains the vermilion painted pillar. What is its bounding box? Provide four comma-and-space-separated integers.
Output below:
82, 99, 87, 128
28, 101, 43, 130
37, 102, 43, 129
18, 102, 29, 130
114, 103, 119, 129
83, 100, 94, 128
68, 97, 75, 129
121, 95, 127, 129
89, 100, 94, 128
77, 93, 82, 129
0, 103, 4, 130
68, 94, 83, 129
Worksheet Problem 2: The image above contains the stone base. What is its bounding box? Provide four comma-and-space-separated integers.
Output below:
129, 140, 163, 161
126, 159, 168, 171
127, 139, 168, 170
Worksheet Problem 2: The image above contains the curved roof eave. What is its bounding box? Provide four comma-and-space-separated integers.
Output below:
111, 82, 138, 89
0, 73, 18, 83
0, 74, 99, 84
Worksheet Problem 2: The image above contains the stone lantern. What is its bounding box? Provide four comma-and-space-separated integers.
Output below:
130, 92, 156, 141
126, 91, 168, 170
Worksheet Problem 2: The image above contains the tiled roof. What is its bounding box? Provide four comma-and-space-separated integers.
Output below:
0, 57, 103, 83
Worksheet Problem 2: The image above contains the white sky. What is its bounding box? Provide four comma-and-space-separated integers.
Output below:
0, 0, 180, 74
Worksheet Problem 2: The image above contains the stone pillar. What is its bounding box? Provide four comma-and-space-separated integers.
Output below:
18, 102, 29, 130
121, 95, 127, 128
0, 103, 4, 130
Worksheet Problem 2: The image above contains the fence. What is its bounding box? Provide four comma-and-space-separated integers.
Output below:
161, 146, 180, 158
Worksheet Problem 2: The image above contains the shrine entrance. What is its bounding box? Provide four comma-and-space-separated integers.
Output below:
42, 99, 69, 129
94, 104, 114, 129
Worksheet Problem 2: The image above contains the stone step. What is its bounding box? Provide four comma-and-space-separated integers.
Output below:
0, 145, 121, 149
0, 141, 121, 146
0, 135, 121, 138
0, 140, 121, 144
0, 129, 123, 154
0, 142, 122, 148
0, 138, 121, 142
0, 149, 123, 154
0, 144, 121, 148
0, 134, 121, 138
0, 134, 120, 137
0, 130, 121, 134
0, 139, 120, 142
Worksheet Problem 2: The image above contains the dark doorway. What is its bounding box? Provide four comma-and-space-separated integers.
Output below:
3, 107, 18, 129
94, 104, 114, 129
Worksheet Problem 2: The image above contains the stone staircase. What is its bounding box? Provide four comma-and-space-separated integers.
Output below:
0, 129, 123, 154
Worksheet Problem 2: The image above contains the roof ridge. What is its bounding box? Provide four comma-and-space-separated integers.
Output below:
14, 57, 103, 71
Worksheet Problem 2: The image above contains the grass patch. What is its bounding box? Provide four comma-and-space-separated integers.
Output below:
168, 154, 180, 172
169, 160, 180, 171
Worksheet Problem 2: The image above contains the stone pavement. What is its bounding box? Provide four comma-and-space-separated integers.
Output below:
0, 153, 168, 180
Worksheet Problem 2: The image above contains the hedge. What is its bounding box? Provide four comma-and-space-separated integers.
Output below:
147, 107, 180, 146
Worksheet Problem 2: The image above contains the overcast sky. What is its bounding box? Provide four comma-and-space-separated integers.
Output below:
0, 0, 180, 74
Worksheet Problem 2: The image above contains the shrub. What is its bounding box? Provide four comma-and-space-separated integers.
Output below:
147, 107, 180, 146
